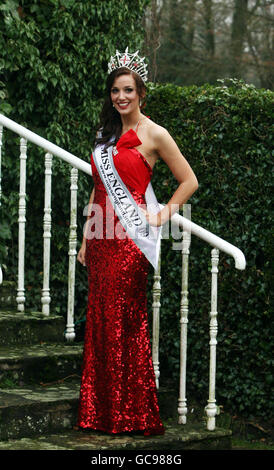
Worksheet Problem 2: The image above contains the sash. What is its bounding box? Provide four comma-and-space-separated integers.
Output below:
93, 142, 162, 270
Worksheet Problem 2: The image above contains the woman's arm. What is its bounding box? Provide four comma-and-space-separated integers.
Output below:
145, 127, 198, 227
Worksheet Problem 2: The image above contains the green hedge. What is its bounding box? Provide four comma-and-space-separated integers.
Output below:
1, 74, 273, 419
145, 78, 273, 420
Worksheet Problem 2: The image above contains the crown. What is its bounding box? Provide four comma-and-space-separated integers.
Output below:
107, 47, 148, 83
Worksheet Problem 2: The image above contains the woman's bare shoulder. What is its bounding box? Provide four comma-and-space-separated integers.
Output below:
145, 117, 170, 142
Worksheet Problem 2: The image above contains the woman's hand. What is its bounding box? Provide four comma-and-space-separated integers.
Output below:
140, 208, 163, 227
77, 239, 86, 266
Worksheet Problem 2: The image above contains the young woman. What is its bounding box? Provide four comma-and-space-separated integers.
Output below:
76, 49, 198, 436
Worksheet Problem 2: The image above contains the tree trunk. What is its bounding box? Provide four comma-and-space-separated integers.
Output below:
204, 0, 215, 57
143, 0, 162, 82
230, 0, 249, 77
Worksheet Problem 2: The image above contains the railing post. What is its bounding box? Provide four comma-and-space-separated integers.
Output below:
152, 244, 161, 389
41, 153, 52, 315
65, 167, 78, 341
178, 204, 191, 424
16, 138, 27, 312
205, 247, 219, 430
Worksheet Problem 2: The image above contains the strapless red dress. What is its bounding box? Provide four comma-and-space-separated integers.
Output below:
77, 129, 165, 436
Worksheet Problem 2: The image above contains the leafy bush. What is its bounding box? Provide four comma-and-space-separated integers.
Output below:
145, 78, 273, 420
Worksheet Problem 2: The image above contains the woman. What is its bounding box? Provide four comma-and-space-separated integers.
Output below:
77, 48, 198, 436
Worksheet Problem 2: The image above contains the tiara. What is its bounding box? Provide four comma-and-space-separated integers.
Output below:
107, 47, 148, 83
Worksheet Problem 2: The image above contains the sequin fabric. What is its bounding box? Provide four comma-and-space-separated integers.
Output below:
77, 130, 165, 436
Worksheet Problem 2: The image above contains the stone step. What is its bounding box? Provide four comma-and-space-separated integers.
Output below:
0, 310, 65, 346
0, 422, 232, 451
0, 380, 181, 441
0, 343, 84, 387
0, 379, 231, 450
0, 380, 80, 441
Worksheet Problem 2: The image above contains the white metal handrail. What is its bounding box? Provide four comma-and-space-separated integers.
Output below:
0, 113, 246, 432
0, 114, 91, 176
169, 209, 246, 270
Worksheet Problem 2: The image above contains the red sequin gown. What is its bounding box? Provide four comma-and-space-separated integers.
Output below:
77, 129, 165, 436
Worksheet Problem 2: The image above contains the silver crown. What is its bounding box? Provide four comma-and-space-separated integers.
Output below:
107, 47, 148, 82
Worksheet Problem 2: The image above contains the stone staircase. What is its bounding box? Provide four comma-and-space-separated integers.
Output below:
0, 282, 231, 451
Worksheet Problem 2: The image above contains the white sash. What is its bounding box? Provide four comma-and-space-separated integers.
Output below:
93, 142, 162, 270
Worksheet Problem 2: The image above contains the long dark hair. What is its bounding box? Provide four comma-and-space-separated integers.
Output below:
95, 67, 147, 148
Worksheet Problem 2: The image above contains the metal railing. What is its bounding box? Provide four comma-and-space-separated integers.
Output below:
0, 113, 246, 431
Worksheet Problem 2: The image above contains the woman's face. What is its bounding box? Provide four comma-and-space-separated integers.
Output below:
110, 74, 141, 115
